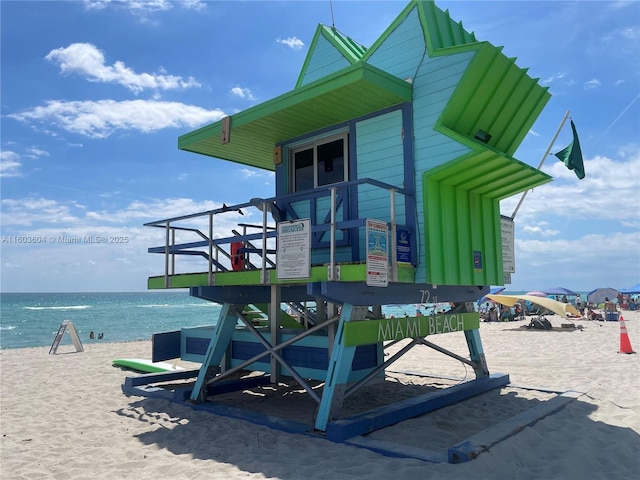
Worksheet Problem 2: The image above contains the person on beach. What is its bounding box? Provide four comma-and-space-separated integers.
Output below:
487, 307, 498, 322
89, 331, 95, 340
587, 308, 603, 321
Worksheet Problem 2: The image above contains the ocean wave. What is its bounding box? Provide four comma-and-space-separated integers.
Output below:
0, 325, 17, 331
23, 305, 91, 311
136, 303, 217, 308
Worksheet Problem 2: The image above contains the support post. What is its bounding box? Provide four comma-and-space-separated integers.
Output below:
269, 284, 282, 382
190, 303, 238, 402
315, 304, 369, 431
208, 212, 213, 285
261, 203, 269, 284
390, 189, 397, 282
328, 187, 337, 281
464, 329, 489, 378
164, 221, 170, 288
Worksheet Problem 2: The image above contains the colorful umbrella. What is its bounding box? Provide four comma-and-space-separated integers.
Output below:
542, 287, 578, 296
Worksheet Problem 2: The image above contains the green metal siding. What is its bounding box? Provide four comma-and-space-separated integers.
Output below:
421, 149, 551, 285
418, 0, 477, 53
438, 43, 550, 157
423, 176, 502, 286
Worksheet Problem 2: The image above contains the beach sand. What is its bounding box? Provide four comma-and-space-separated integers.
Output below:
1, 312, 639, 479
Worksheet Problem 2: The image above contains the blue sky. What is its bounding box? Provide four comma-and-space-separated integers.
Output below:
1, 0, 639, 293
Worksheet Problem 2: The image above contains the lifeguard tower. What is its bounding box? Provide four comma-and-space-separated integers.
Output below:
126, 0, 553, 452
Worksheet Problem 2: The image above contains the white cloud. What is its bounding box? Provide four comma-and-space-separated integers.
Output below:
83, 0, 206, 17
584, 78, 601, 90
25, 147, 50, 158
0, 196, 212, 228
501, 149, 640, 290
541, 72, 566, 85
8, 99, 225, 138
84, 198, 220, 223
502, 151, 640, 224
230, 86, 255, 101
45, 43, 201, 94
0, 151, 22, 178
0, 196, 264, 291
241, 168, 259, 178
620, 26, 639, 40
1, 197, 80, 226
277, 37, 305, 50
522, 225, 559, 237
513, 231, 640, 290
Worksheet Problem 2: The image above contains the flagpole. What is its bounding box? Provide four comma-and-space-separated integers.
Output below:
510, 110, 571, 220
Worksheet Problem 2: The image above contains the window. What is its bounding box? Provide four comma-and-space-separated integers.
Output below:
292, 134, 348, 192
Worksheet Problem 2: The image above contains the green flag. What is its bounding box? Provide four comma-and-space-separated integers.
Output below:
554, 120, 585, 179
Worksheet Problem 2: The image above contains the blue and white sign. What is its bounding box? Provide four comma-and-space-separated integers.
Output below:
396, 227, 411, 263
366, 219, 388, 287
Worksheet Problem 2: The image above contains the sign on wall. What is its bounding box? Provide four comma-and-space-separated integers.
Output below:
396, 227, 411, 263
500, 216, 515, 273
277, 219, 311, 280
366, 219, 388, 287
343, 312, 480, 346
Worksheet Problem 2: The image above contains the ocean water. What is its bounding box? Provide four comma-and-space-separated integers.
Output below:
0, 290, 594, 350
0, 291, 452, 350
0, 292, 221, 350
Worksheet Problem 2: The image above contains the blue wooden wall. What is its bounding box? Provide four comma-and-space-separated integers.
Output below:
365, 4, 475, 283
276, 4, 481, 277
355, 109, 406, 256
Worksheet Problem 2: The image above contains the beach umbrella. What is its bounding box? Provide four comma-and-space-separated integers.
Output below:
542, 287, 577, 296
619, 283, 640, 294
526, 291, 548, 297
487, 294, 582, 319
587, 288, 618, 305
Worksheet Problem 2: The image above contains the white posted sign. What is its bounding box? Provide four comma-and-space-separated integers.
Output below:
500, 216, 515, 274
277, 219, 311, 280
366, 219, 388, 287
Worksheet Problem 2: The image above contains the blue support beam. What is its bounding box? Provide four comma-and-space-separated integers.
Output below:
325, 373, 510, 441
191, 285, 314, 305
464, 328, 489, 378
190, 303, 238, 402
314, 303, 357, 431
308, 282, 488, 306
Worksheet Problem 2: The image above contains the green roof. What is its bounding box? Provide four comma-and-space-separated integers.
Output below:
438, 43, 550, 157
424, 145, 552, 200
178, 62, 412, 171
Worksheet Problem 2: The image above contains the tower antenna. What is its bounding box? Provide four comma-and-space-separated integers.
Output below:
330, 0, 335, 28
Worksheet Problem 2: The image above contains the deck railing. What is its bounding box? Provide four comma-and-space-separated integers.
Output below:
144, 178, 413, 287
